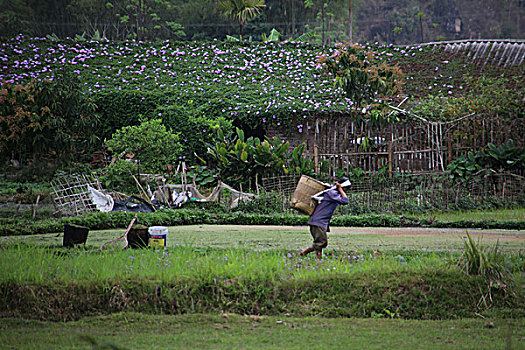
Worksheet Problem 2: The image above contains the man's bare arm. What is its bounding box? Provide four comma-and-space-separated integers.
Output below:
335, 183, 347, 198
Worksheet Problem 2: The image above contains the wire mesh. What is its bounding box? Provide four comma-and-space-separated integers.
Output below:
262, 173, 524, 215
50, 173, 103, 216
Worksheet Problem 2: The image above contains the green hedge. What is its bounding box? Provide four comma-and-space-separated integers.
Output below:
1, 210, 523, 236
1, 270, 522, 321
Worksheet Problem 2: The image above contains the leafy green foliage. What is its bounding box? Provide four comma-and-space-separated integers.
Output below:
96, 159, 139, 194
158, 106, 233, 161
446, 140, 524, 184
94, 90, 160, 138
445, 152, 482, 183
412, 76, 524, 121
233, 191, 284, 214
286, 142, 316, 175
182, 165, 219, 187
105, 119, 182, 173
206, 128, 314, 188
0, 71, 99, 165
217, 0, 266, 40
476, 140, 525, 173
102, 0, 185, 41
318, 43, 403, 124
3, 36, 521, 148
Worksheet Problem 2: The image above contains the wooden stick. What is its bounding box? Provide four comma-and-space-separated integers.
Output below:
32, 195, 41, 220
388, 140, 393, 178
14, 201, 21, 217
131, 174, 155, 211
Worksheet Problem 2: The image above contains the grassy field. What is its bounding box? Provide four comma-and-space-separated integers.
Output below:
1, 312, 523, 350
1, 224, 524, 349
3, 224, 523, 253
1, 240, 461, 284
418, 208, 525, 223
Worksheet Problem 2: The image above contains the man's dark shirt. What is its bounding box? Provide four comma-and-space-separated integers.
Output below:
307, 188, 349, 230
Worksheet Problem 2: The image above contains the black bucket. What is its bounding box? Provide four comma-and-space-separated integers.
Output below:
63, 224, 89, 247
127, 225, 150, 249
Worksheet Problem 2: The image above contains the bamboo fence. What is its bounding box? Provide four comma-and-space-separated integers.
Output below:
268, 112, 524, 176
262, 172, 524, 214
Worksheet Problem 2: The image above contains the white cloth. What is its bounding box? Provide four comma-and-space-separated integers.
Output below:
88, 186, 114, 212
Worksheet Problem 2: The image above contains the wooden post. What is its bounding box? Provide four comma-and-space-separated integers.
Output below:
447, 131, 452, 167
132, 174, 155, 211
32, 195, 41, 220
388, 140, 393, 179
255, 173, 260, 195
182, 161, 187, 193
314, 143, 319, 174
15, 201, 21, 217
333, 121, 337, 153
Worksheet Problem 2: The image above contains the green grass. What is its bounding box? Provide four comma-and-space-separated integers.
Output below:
1, 225, 523, 328
1, 240, 523, 321
4, 224, 524, 253
0, 242, 458, 284
0, 312, 523, 350
419, 208, 525, 223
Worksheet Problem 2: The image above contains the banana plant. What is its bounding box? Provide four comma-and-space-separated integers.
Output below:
206, 129, 318, 189
286, 142, 315, 175
253, 136, 289, 171
261, 28, 281, 42
477, 140, 525, 173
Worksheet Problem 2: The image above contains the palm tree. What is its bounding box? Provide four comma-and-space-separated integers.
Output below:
217, 0, 266, 41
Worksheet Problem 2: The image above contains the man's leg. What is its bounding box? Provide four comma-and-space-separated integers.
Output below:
299, 246, 315, 256
306, 225, 327, 259
300, 225, 319, 256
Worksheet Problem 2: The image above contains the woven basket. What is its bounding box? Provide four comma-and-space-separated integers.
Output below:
290, 175, 330, 215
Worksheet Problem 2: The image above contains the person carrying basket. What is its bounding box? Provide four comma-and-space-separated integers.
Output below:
299, 177, 351, 259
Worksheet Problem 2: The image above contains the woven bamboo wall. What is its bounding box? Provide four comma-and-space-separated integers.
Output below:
267, 112, 524, 174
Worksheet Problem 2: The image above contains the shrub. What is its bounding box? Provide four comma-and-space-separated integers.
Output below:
233, 192, 287, 214
105, 119, 182, 174
0, 70, 99, 166
96, 159, 140, 194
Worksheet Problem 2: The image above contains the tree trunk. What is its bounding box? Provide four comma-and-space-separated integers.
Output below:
327, 15, 331, 45
136, 0, 141, 40
137, 0, 145, 41
348, 0, 353, 43
321, 1, 325, 46
419, 17, 424, 42
291, 0, 295, 37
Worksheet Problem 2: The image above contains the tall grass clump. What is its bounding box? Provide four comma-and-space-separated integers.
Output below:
458, 232, 510, 283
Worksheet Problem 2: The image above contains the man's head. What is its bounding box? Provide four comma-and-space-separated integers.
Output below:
336, 176, 351, 188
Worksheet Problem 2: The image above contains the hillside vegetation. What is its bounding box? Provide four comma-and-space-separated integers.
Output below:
1, 0, 523, 44
2, 36, 522, 141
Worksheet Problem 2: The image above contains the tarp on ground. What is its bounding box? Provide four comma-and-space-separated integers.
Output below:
152, 181, 257, 209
